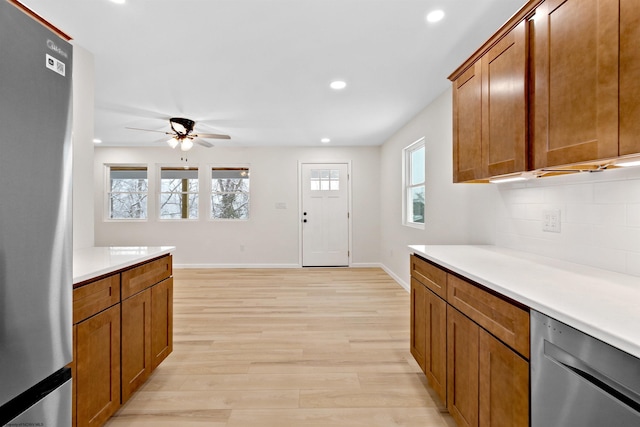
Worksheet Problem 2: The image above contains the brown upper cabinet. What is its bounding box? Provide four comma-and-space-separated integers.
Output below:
452, 62, 483, 182
452, 19, 528, 183
533, 0, 619, 169
482, 20, 527, 178
450, 0, 640, 182
620, 0, 640, 156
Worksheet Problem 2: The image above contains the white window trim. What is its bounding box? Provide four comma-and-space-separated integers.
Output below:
157, 164, 200, 222
104, 163, 150, 222
402, 138, 426, 229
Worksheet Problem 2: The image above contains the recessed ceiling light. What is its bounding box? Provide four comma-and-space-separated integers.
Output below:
426, 10, 445, 23
330, 80, 347, 90
93, 138, 102, 144
321, 138, 331, 143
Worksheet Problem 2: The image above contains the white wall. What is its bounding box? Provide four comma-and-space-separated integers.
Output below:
72, 43, 95, 250
378, 88, 496, 288
93, 145, 380, 267
493, 167, 640, 277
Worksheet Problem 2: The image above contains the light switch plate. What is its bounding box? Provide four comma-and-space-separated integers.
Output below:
543, 209, 561, 233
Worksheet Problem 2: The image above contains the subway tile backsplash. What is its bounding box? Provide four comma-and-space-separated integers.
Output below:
494, 166, 640, 277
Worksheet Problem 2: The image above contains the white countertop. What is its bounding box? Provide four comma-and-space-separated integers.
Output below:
410, 245, 640, 359
73, 246, 175, 284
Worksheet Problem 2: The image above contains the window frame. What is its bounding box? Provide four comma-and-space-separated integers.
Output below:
158, 166, 200, 221
209, 165, 251, 221
105, 164, 149, 221
402, 138, 426, 229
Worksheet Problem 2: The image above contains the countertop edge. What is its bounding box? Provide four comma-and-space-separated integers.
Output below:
73, 246, 175, 284
409, 244, 640, 360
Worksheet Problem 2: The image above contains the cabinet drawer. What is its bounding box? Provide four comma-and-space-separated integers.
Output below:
73, 274, 120, 324
122, 255, 172, 299
447, 274, 529, 358
410, 255, 447, 299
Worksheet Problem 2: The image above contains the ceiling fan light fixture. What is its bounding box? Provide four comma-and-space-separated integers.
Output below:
180, 138, 194, 151
170, 117, 195, 136
167, 137, 179, 148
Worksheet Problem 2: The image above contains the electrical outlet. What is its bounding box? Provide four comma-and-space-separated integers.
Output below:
542, 209, 561, 233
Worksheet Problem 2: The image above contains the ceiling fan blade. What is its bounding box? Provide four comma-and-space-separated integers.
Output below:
98, 103, 170, 120
192, 132, 231, 140
194, 138, 214, 148
126, 126, 173, 135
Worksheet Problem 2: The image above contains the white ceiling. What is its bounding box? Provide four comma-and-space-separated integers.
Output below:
23, 0, 523, 148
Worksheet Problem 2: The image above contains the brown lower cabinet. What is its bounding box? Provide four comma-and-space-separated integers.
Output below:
478, 328, 529, 427
75, 305, 121, 427
447, 306, 479, 427
73, 255, 173, 427
411, 254, 529, 427
121, 287, 152, 404
121, 276, 173, 402
151, 277, 174, 370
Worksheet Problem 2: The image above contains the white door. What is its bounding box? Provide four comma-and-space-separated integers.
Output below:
301, 163, 349, 266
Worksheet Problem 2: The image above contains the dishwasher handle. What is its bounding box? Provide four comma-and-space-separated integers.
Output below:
544, 340, 640, 414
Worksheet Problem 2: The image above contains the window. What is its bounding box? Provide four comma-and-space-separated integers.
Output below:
404, 139, 425, 226
310, 169, 340, 191
211, 167, 250, 219
159, 167, 199, 219
108, 166, 148, 219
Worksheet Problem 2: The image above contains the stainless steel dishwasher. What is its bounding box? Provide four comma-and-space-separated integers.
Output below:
531, 310, 640, 426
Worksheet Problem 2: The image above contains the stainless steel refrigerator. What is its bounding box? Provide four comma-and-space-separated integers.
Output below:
0, 1, 73, 425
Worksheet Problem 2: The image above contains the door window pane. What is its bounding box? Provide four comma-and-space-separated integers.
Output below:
310, 169, 340, 191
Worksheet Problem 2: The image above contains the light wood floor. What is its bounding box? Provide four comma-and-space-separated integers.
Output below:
105, 268, 456, 427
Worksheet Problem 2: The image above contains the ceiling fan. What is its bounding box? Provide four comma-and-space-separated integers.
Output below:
126, 117, 230, 151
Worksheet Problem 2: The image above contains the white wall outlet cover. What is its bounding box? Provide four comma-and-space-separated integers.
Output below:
543, 209, 561, 233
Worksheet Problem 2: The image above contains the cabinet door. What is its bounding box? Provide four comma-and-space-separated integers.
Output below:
533, 0, 619, 168
482, 20, 527, 177
453, 61, 483, 182
151, 277, 174, 369
121, 289, 152, 403
76, 305, 121, 427
425, 290, 447, 404
410, 278, 427, 372
447, 306, 479, 427
479, 330, 529, 427
620, 0, 640, 155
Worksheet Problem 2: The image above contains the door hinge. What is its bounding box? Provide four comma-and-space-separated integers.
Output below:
347, 212, 350, 219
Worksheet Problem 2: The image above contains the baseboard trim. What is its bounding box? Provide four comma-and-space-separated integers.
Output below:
381, 264, 409, 292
